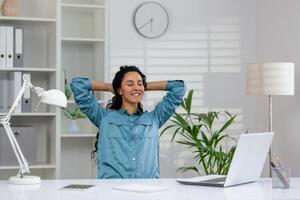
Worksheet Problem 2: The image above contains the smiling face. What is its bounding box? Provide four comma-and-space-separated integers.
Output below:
119, 71, 145, 111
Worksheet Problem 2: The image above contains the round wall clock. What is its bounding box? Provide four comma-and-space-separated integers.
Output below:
133, 1, 169, 39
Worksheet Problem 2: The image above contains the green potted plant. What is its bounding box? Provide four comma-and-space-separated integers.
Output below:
160, 90, 237, 176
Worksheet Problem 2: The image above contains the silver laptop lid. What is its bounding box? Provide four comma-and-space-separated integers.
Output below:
224, 132, 274, 187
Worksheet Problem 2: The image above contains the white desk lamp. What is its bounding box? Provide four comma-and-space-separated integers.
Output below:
246, 62, 294, 176
0, 75, 67, 185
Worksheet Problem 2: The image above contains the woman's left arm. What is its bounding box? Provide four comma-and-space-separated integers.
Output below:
149, 80, 186, 128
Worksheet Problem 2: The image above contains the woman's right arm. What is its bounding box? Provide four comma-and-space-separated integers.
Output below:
71, 77, 109, 127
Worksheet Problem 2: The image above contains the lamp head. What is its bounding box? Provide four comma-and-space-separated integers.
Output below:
41, 89, 67, 108
33, 87, 67, 108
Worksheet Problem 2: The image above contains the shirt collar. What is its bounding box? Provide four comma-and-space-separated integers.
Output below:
119, 108, 142, 115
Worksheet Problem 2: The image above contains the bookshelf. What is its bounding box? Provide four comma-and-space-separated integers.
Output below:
0, 0, 108, 179
60, 0, 107, 179
0, 0, 58, 180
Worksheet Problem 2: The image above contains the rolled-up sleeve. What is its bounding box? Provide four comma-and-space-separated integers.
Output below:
153, 80, 186, 128
70, 77, 107, 127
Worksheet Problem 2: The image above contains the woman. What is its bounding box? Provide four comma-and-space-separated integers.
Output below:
71, 66, 186, 179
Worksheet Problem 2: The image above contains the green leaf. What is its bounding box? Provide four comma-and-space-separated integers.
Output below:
171, 127, 182, 142
65, 82, 72, 100
200, 131, 210, 146
176, 166, 200, 176
160, 124, 177, 137
185, 90, 193, 114
217, 114, 236, 134
64, 111, 73, 119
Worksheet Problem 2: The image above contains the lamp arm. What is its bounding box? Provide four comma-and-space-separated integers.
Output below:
0, 120, 29, 177
0, 77, 34, 178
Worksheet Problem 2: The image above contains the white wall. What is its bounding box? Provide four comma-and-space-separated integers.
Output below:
108, 0, 274, 178
256, 0, 300, 176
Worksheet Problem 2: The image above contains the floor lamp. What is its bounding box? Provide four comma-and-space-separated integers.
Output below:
0, 75, 67, 185
246, 62, 294, 176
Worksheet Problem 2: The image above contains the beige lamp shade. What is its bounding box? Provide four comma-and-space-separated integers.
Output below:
246, 62, 294, 96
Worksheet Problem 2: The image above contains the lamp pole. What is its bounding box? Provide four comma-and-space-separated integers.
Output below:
269, 95, 273, 177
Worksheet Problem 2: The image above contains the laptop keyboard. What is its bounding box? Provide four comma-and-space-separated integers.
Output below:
199, 177, 226, 183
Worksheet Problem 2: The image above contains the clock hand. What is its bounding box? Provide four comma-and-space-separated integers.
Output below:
138, 18, 153, 30
150, 18, 153, 32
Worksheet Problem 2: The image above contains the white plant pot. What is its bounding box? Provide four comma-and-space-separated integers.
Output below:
69, 120, 80, 133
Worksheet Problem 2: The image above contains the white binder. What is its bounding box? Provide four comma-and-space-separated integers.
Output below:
14, 27, 23, 67
6, 26, 14, 68
6, 73, 14, 111
13, 72, 22, 112
22, 73, 31, 112
0, 73, 6, 112
0, 26, 6, 69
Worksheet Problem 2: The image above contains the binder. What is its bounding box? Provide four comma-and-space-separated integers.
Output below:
0, 26, 6, 69
6, 26, 14, 68
21, 73, 31, 112
2, 74, 9, 112
6, 73, 14, 111
13, 72, 22, 113
0, 73, 6, 112
14, 27, 23, 67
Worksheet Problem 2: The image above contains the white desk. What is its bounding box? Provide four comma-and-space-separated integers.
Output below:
1, 178, 300, 200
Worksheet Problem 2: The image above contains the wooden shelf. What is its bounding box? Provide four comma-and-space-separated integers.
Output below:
62, 37, 105, 43
0, 112, 56, 117
0, 68, 57, 72
61, 133, 97, 138
62, 3, 105, 10
0, 164, 56, 170
67, 100, 102, 104
0, 16, 56, 23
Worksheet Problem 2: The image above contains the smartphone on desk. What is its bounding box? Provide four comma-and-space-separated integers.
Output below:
59, 184, 96, 191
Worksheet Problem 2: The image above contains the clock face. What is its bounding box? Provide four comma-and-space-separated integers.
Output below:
133, 2, 169, 39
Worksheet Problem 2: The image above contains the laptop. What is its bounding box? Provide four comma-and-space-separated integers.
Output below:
176, 132, 274, 187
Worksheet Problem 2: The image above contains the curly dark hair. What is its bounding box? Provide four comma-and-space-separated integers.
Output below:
91, 65, 147, 159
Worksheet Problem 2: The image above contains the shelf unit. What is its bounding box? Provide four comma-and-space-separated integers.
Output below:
0, 0, 107, 180
60, 0, 107, 179
0, 0, 58, 180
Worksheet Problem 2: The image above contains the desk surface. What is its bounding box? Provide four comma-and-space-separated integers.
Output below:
1, 178, 300, 200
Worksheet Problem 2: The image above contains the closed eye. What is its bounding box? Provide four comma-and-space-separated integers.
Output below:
125, 80, 143, 87
137, 80, 143, 86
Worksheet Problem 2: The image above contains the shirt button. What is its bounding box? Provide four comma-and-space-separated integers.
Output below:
132, 157, 136, 161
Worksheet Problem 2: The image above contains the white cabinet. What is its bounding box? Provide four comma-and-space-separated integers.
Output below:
0, 0, 108, 180
60, 0, 107, 178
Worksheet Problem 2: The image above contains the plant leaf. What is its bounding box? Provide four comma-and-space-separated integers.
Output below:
217, 114, 236, 134
176, 166, 200, 176
185, 90, 193, 114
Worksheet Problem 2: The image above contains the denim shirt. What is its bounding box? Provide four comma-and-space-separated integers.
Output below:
71, 78, 186, 179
